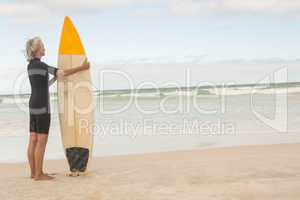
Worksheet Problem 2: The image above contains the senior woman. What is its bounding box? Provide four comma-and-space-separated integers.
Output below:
26, 37, 89, 181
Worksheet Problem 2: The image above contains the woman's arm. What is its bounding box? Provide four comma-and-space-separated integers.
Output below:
48, 76, 57, 86
63, 59, 90, 77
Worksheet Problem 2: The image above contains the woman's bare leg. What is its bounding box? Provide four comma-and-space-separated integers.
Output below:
34, 133, 54, 181
27, 132, 37, 178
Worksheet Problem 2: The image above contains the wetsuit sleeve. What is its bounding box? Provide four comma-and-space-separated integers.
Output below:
44, 63, 58, 77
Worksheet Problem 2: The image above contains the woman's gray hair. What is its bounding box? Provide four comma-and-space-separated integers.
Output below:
25, 37, 43, 61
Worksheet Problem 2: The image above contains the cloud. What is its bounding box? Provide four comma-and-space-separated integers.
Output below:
0, 0, 160, 15
168, 0, 300, 16
1, 0, 300, 20
0, 0, 164, 24
0, 2, 46, 16
0, 1, 140, 23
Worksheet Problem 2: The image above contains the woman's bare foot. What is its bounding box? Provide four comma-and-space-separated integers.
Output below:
34, 174, 55, 181
31, 172, 56, 179
43, 172, 57, 176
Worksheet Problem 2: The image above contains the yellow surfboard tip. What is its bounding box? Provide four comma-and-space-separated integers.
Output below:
64, 16, 71, 21
59, 16, 85, 55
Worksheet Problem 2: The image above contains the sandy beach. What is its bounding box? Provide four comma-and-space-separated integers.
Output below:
0, 143, 299, 200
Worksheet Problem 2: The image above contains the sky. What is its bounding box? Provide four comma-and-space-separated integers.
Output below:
1, 0, 300, 94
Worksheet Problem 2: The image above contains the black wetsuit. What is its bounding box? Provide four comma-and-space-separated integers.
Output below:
27, 58, 58, 134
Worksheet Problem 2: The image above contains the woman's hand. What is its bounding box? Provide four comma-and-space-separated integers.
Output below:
57, 59, 90, 78
81, 58, 90, 70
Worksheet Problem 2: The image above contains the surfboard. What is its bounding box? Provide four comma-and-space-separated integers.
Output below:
57, 16, 94, 174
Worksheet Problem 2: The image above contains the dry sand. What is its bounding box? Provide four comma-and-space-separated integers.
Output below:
1, 143, 300, 200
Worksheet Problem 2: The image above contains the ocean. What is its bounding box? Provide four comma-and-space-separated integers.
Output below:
1, 83, 300, 163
